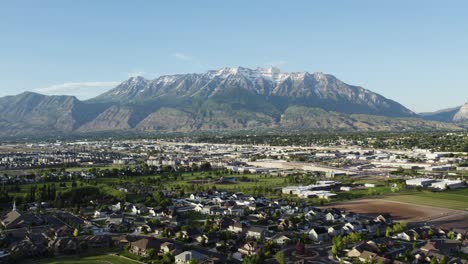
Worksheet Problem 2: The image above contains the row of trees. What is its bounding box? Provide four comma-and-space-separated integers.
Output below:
332, 232, 365, 256
26, 183, 57, 203
385, 222, 407, 237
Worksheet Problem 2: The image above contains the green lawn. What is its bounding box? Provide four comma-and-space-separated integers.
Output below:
165, 172, 288, 197
32, 254, 140, 264
8, 181, 91, 199
384, 189, 468, 210
65, 165, 123, 172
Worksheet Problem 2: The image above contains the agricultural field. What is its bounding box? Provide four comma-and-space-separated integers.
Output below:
322, 198, 459, 222
427, 211, 468, 233
322, 188, 468, 231
383, 189, 468, 211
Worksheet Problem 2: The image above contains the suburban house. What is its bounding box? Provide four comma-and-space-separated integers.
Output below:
308, 227, 329, 242
175, 250, 209, 264
270, 233, 293, 245
228, 221, 246, 233
196, 233, 219, 245
238, 241, 263, 256
129, 238, 160, 257
160, 242, 182, 256
394, 232, 412, 241
246, 226, 267, 240
347, 241, 380, 258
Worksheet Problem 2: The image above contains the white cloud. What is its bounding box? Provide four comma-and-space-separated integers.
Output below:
36, 81, 120, 93
35, 81, 120, 99
173, 52, 192, 61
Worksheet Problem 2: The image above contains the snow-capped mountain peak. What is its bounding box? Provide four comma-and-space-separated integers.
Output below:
93, 66, 415, 118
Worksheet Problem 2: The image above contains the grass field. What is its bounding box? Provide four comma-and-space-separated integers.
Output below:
165, 172, 288, 197
7, 180, 94, 200
31, 254, 140, 264
65, 165, 125, 172
384, 189, 468, 210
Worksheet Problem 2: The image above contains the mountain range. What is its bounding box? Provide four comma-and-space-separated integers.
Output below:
0, 67, 466, 138
420, 103, 468, 123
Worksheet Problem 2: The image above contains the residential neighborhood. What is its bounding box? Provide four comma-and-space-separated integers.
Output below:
0, 133, 467, 263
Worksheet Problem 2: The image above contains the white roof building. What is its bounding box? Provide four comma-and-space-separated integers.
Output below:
430, 179, 465, 190
405, 178, 435, 187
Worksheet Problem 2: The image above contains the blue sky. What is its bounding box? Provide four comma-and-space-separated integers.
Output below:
0, 0, 467, 112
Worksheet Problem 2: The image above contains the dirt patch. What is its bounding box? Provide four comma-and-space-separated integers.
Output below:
426, 211, 468, 233
322, 199, 460, 223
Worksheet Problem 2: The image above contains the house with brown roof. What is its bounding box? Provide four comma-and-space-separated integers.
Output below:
1, 208, 43, 229
358, 250, 391, 264
48, 237, 79, 255
228, 221, 246, 233
129, 238, 160, 257
246, 226, 267, 240
79, 235, 112, 249
238, 241, 263, 256
160, 241, 182, 256
347, 241, 379, 258
54, 225, 74, 239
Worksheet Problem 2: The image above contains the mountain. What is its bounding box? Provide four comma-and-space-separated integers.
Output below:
420, 102, 468, 122
95, 67, 415, 117
0, 67, 464, 137
0, 92, 108, 136
453, 102, 468, 122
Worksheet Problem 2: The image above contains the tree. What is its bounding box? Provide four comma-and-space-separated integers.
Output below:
272, 251, 285, 264
332, 236, 343, 250
439, 256, 447, 264
430, 257, 438, 264
160, 252, 173, 264
200, 162, 212, 171
385, 226, 393, 237
349, 232, 361, 243
243, 254, 263, 264
376, 228, 381, 237
331, 244, 338, 256
428, 229, 434, 238
447, 231, 455, 240
146, 248, 157, 259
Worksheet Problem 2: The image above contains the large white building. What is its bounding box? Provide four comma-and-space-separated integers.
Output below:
282, 181, 338, 199
430, 179, 465, 190
405, 178, 435, 187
